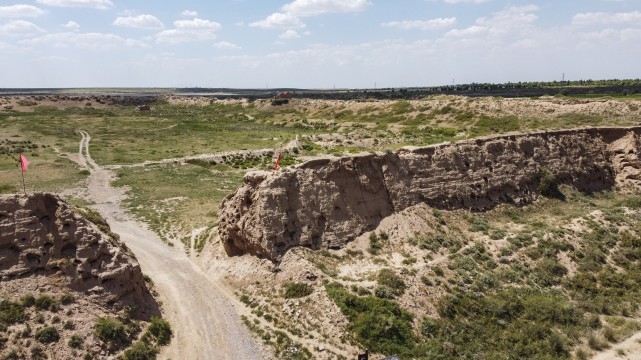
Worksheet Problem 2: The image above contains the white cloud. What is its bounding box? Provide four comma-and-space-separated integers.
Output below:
21, 31, 148, 50
173, 18, 221, 30
62, 20, 80, 30
444, 0, 490, 3
155, 18, 222, 44
36, 0, 113, 9
0, 20, 45, 36
0, 4, 45, 18
572, 11, 641, 26
382, 17, 456, 30
445, 25, 487, 37
181, 10, 198, 17
279, 29, 301, 39
476, 5, 539, 29
213, 41, 241, 49
114, 14, 164, 29
282, 0, 371, 17
250, 12, 305, 29
580, 27, 641, 43
251, 0, 371, 30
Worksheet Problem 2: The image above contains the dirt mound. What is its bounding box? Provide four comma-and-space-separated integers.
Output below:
219, 127, 641, 261
0, 193, 155, 312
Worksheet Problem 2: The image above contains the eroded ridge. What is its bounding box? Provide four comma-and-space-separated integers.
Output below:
219, 127, 641, 261
0, 193, 154, 313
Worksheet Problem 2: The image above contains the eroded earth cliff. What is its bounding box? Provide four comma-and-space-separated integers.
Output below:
0, 193, 154, 311
219, 126, 641, 261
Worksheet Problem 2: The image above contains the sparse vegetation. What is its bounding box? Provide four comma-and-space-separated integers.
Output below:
283, 282, 313, 299
34, 326, 59, 343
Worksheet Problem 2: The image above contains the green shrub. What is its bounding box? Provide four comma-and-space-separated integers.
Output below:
30, 346, 46, 360
283, 282, 313, 299
538, 168, 563, 199
94, 317, 127, 344
34, 295, 56, 311
68, 334, 83, 349
122, 341, 157, 360
35, 326, 59, 343
369, 233, 382, 254
0, 300, 27, 325
20, 294, 35, 307
60, 293, 75, 305
377, 269, 406, 297
148, 317, 172, 346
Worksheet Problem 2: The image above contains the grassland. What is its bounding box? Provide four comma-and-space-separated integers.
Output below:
2, 93, 641, 358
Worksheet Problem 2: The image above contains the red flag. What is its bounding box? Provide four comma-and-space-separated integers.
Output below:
20, 154, 29, 173
273, 152, 281, 170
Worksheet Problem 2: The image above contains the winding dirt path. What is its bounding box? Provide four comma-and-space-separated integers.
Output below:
77, 131, 264, 359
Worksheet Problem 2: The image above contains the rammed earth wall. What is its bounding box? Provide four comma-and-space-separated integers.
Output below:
219, 127, 641, 261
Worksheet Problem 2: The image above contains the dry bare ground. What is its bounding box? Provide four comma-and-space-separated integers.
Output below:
592, 332, 641, 360
74, 131, 266, 360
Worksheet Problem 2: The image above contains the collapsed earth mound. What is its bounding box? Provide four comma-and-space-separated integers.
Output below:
219, 127, 641, 261
0, 193, 153, 311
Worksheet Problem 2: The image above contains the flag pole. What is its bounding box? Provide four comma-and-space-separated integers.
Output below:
21, 168, 26, 195
19, 153, 27, 195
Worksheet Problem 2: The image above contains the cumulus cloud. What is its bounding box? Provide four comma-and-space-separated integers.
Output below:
21, 31, 148, 49
62, 20, 80, 30
114, 14, 164, 29
250, 12, 305, 29
213, 41, 241, 49
156, 18, 222, 44
382, 17, 456, 30
0, 20, 45, 36
279, 29, 301, 39
572, 11, 641, 26
441, 5, 539, 45
181, 10, 198, 17
0, 4, 45, 18
251, 0, 371, 29
282, 0, 371, 17
36, 0, 113, 9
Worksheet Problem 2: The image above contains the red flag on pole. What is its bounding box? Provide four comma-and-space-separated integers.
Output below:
19, 154, 29, 173
273, 152, 281, 170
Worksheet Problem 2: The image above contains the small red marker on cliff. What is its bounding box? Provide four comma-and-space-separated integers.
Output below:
273, 152, 281, 170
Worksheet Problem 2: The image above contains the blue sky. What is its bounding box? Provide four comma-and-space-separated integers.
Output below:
0, 0, 639, 88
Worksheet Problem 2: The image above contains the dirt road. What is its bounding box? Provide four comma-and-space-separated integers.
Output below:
77, 131, 265, 360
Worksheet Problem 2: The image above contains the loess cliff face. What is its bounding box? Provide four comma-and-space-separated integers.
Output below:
0, 193, 152, 311
219, 127, 641, 261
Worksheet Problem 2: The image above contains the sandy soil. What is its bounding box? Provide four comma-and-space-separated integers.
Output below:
592, 332, 641, 360
75, 131, 266, 360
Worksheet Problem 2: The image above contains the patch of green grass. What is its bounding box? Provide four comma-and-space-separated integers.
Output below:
283, 282, 313, 299
325, 282, 415, 357
473, 115, 520, 135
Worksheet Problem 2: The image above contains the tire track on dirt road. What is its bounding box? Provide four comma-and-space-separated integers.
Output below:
77, 130, 265, 360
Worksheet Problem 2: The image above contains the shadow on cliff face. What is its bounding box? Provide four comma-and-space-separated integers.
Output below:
219, 126, 640, 262
0, 193, 161, 321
